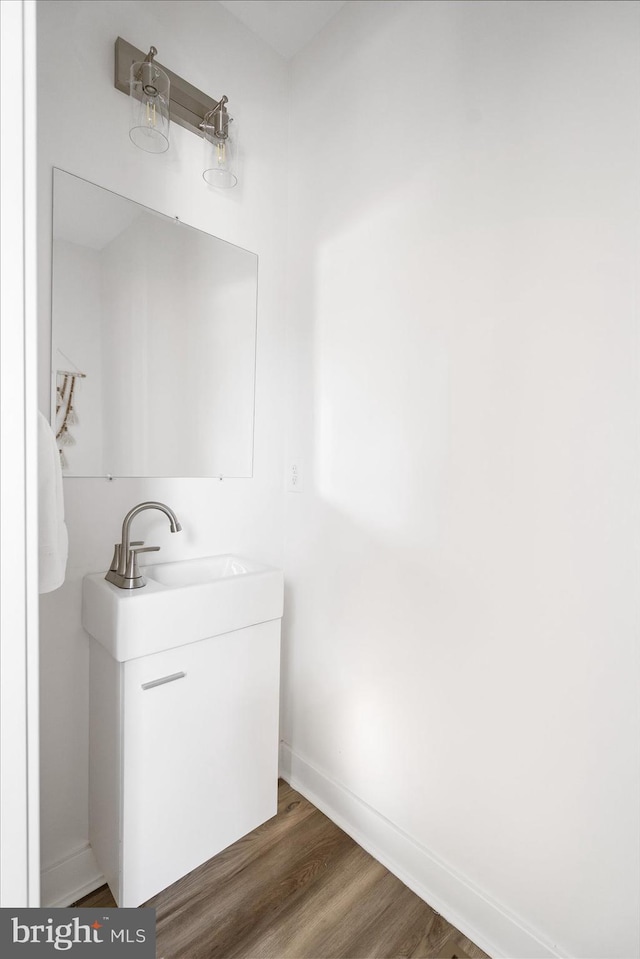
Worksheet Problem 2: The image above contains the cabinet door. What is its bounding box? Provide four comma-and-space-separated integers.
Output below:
120, 620, 280, 907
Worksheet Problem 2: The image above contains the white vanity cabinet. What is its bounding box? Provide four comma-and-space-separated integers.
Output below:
88, 620, 281, 907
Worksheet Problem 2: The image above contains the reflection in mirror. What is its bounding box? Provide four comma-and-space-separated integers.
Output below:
51, 169, 258, 477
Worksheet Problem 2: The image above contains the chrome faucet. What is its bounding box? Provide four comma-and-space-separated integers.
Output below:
105, 501, 182, 589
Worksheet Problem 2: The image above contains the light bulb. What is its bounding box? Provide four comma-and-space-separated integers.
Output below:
145, 96, 158, 129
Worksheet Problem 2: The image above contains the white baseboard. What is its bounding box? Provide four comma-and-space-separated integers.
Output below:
280, 742, 566, 959
41, 844, 105, 908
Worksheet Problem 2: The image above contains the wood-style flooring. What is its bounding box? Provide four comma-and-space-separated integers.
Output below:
74, 780, 490, 959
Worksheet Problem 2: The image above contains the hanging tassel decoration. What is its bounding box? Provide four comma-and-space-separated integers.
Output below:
56, 373, 69, 417
58, 427, 76, 447
55, 369, 86, 468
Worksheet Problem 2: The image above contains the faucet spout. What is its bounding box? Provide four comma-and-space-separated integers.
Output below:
119, 501, 182, 575
105, 501, 182, 588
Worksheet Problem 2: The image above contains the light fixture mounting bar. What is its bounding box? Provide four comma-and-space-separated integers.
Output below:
114, 37, 224, 137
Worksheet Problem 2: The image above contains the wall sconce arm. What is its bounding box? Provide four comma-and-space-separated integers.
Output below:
200, 96, 231, 140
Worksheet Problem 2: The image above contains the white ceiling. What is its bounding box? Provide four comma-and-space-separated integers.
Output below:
218, 0, 347, 60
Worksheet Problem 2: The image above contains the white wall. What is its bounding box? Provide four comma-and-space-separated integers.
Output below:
37, 0, 288, 906
283, 2, 640, 957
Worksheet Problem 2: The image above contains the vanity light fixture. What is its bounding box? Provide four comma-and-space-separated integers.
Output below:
115, 37, 237, 188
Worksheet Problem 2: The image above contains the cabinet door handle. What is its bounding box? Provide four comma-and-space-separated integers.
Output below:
141, 671, 186, 690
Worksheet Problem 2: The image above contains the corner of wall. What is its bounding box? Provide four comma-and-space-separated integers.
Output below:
280, 742, 566, 959
40, 844, 104, 908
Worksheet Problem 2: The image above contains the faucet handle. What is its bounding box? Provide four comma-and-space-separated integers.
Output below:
109, 541, 144, 572
125, 546, 160, 581
109, 543, 121, 572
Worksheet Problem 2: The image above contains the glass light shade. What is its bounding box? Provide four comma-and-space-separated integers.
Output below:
202, 122, 237, 189
129, 60, 170, 153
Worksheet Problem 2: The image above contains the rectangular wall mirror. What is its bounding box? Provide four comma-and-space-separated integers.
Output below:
51, 168, 258, 478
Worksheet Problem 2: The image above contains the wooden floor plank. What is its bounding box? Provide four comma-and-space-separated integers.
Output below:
71, 886, 117, 909
311, 870, 431, 959
151, 807, 355, 958
73, 781, 490, 959
228, 844, 388, 959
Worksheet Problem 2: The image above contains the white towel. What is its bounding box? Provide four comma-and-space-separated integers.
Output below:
38, 411, 68, 593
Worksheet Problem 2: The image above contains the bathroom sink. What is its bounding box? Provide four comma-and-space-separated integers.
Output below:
82, 554, 284, 662
144, 554, 261, 588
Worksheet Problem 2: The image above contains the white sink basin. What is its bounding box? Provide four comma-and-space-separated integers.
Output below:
144, 554, 260, 588
82, 554, 284, 662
